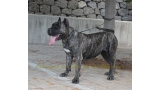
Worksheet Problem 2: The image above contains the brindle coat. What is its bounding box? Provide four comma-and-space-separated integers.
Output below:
47, 17, 118, 84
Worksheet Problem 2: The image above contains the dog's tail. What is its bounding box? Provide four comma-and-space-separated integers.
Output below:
96, 27, 114, 33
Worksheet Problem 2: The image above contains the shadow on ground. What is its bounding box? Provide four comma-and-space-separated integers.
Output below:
73, 57, 132, 71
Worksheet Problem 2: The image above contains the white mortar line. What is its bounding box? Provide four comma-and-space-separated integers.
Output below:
28, 61, 93, 90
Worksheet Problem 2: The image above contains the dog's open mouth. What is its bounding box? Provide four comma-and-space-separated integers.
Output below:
49, 34, 60, 45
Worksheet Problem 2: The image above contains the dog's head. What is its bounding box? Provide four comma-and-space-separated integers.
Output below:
48, 17, 69, 45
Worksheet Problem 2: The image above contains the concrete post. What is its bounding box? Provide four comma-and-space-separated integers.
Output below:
104, 0, 116, 30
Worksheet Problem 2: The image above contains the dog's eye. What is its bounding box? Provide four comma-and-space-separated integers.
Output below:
55, 26, 58, 29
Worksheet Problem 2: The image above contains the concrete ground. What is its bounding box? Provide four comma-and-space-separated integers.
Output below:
28, 45, 132, 90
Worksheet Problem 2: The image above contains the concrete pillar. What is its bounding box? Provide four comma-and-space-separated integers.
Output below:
104, 0, 116, 30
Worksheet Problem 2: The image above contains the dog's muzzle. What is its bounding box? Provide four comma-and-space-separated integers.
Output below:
48, 28, 52, 36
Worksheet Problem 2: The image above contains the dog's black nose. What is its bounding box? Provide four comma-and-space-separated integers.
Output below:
48, 28, 52, 35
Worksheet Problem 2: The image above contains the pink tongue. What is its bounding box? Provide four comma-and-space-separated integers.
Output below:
49, 36, 57, 45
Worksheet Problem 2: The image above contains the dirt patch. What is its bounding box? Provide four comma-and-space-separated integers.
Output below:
73, 58, 132, 71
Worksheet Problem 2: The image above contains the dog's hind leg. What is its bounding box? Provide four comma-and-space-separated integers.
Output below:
102, 34, 118, 80
107, 49, 116, 80
101, 50, 111, 75
101, 48, 116, 80
101, 50, 113, 75
60, 54, 73, 77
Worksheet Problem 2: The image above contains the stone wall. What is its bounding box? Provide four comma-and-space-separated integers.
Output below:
28, 0, 132, 21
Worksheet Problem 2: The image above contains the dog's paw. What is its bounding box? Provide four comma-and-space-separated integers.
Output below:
60, 73, 68, 77
104, 72, 111, 76
107, 75, 114, 80
72, 78, 79, 84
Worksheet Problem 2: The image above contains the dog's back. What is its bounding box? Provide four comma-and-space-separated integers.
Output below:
77, 31, 116, 59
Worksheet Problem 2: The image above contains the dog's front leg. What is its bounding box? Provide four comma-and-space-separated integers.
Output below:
72, 52, 83, 84
60, 54, 72, 77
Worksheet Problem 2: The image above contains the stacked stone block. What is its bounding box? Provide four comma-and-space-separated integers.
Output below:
28, 0, 132, 21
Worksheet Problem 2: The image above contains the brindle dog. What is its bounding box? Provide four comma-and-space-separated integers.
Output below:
47, 17, 118, 84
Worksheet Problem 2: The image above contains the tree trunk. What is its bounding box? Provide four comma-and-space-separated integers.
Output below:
104, 0, 116, 30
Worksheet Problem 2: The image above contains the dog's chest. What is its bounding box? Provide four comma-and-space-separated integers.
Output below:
62, 42, 72, 53
62, 37, 79, 54
63, 48, 70, 53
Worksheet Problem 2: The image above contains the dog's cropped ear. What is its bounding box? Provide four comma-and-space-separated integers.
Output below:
63, 18, 69, 27
58, 17, 61, 22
